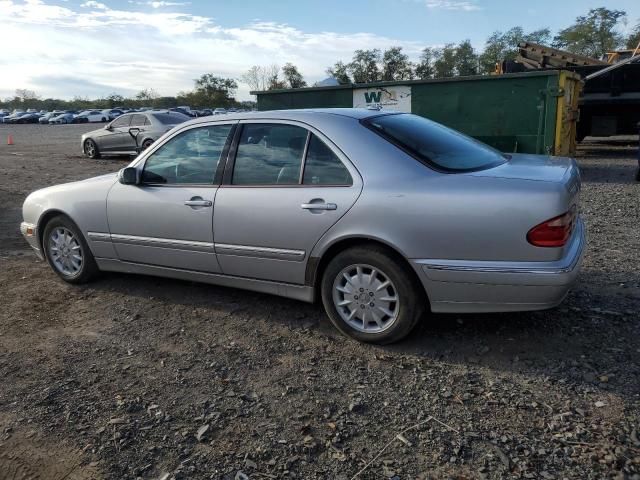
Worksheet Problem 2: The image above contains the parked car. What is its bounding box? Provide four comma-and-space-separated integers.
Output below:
101, 109, 124, 121
20, 109, 585, 344
39, 111, 63, 124
81, 111, 190, 158
9, 112, 42, 124
2, 110, 26, 123
73, 110, 109, 123
213, 108, 226, 115
49, 112, 75, 124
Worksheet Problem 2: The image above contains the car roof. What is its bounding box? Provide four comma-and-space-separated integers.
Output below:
182, 108, 393, 128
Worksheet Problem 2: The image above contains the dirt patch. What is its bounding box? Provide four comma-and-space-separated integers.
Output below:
0, 125, 639, 479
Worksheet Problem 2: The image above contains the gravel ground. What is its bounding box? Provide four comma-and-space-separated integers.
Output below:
0, 124, 639, 480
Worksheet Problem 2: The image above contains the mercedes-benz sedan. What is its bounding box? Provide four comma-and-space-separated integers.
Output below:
21, 109, 585, 344
81, 111, 190, 158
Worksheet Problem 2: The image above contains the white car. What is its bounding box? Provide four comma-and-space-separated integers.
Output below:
74, 110, 109, 123
213, 108, 226, 115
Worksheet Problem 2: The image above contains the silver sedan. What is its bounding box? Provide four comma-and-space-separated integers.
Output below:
21, 109, 585, 344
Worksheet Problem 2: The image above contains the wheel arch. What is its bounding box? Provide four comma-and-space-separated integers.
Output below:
306, 236, 430, 308
37, 209, 81, 254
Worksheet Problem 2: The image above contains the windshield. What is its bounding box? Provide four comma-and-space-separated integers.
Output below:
363, 113, 507, 172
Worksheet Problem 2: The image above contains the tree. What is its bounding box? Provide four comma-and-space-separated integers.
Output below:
135, 88, 159, 101
326, 61, 351, 84
14, 89, 39, 102
627, 23, 640, 49
194, 74, 237, 98
433, 44, 457, 78
415, 47, 435, 79
348, 49, 381, 83
242, 65, 269, 92
553, 7, 626, 58
104, 93, 125, 108
381, 46, 413, 81
478, 26, 551, 73
264, 65, 286, 90
454, 40, 478, 76
282, 63, 307, 88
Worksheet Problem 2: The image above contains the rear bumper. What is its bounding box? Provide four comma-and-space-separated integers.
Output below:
20, 222, 44, 260
413, 219, 586, 313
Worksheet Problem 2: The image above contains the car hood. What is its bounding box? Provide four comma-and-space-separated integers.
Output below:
468, 153, 577, 184
30, 173, 117, 197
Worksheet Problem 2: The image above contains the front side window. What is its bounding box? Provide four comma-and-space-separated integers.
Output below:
141, 124, 233, 185
232, 124, 307, 185
303, 135, 352, 185
111, 115, 131, 128
364, 113, 507, 172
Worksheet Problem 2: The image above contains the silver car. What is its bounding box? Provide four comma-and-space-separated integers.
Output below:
21, 109, 585, 344
81, 111, 190, 159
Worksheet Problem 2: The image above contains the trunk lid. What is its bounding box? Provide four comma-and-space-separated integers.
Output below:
470, 153, 580, 206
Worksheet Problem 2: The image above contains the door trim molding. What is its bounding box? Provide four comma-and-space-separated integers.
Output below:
89, 232, 304, 260
215, 243, 306, 262
109, 233, 214, 252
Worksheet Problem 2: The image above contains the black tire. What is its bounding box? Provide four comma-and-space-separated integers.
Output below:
141, 139, 154, 151
101, 117, 106, 122
635, 168, 640, 182
320, 245, 425, 344
84, 138, 101, 159
42, 215, 99, 284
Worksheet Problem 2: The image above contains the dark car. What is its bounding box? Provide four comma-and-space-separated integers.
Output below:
81, 111, 190, 159
9, 112, 41, 124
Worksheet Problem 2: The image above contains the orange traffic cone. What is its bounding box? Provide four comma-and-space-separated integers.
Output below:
7, 135, 13, 145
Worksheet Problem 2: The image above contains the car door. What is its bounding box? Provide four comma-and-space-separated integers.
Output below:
213, 120, 362, 284
123, 114, 150, 151
106, 123, 235, 272
99, 114, 132, 152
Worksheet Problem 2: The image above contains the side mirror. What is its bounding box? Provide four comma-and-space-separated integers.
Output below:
119, 167, 139, 185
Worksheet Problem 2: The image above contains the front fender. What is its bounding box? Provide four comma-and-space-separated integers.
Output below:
22, 173, 118, 257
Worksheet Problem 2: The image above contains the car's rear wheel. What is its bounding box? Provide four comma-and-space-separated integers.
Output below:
321, 246, 424, 344
141, 139, 154, 151
43, 216, 98, 284
84, 139, 101, 159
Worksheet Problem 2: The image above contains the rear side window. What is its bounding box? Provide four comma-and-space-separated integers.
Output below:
232, 124, 307, 185
303, 135, 352, 185
363, 113, 506, 172
130, 114, 147, 127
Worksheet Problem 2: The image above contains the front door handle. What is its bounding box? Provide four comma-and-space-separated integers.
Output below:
185, 199, 212, 207
301, 202, 337, 211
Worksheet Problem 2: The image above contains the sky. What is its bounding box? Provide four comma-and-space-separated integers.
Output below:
0, 0, 638, 101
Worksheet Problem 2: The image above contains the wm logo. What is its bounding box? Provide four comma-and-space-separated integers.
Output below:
364, 91, 382, 103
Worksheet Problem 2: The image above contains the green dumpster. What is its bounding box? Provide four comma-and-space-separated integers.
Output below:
252, 70, 582, 156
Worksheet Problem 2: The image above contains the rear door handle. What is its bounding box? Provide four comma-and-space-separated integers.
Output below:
185, 199, 212, 207
301, 203, 337, 210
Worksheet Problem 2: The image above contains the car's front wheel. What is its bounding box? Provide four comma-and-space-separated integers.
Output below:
43, 215, 98, 284
321, 245, 425, 344
84, 139, 101, 159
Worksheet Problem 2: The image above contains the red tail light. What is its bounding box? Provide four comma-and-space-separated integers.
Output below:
527, 209, 576, 248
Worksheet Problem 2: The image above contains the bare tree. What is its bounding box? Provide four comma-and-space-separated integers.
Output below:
14, 89, 39, 101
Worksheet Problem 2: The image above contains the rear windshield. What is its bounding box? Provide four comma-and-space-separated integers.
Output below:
151, 112, 190, 125
363, 113, 507, 172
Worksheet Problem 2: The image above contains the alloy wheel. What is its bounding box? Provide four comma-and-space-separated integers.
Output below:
332, 264, 399, 333
48, 227, 83, 277
85, 140, 96, 157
